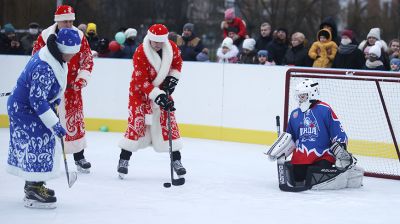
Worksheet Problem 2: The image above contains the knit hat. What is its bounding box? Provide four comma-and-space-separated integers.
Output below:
224, 8, 235, 20
29, 22, 40, 29
369, 42, 382, 58
147, 24, 169, 42
341, 29, 353, 39
86, 23, 97, 35
242, 38, 256, 51
56, 28, 81, 54
196, 52, 209, 62
54, 5, 75, 22
367, 28, 380, 40
257, 50, 268, 57
390, 58, 400, 67
3, 23, 15, 34
125, 28, 137, 38
221, 37, 233, 49
227, 26, 239, 34
183, 23, 194, 32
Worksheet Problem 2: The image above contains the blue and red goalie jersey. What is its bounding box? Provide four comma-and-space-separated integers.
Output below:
286, 101, 348, 165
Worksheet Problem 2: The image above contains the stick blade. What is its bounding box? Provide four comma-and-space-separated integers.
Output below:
68, 171, 78, 188
172, 177, 185, 186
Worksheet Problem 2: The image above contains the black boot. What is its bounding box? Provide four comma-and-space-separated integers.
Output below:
118, 149, 132, 179
172, 151, 186, 176
74, 150, 91, 173
24, 181, 57, 209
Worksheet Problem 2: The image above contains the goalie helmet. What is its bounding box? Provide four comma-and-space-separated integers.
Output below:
295, 79, 320, 112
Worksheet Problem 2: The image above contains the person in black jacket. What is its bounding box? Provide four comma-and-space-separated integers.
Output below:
332, 29, 364, 69
176, 23, 207, 61
283, 32, 311, 67
266, 28, 289, 65
255, 22, 273, 51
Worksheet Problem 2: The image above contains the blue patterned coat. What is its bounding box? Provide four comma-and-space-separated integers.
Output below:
7, 46, 67, 181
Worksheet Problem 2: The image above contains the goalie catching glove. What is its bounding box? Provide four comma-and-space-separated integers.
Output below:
330, 142, 353, 170
266, 132, 295, 160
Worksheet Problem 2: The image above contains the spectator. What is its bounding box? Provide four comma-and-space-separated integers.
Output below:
121, 28, 139, 58
216, 37, 239, 63
20, 22, 40, 55
358, 28, 390, 70
257, 50, 275, 65
168, 31, 178, 43
176, 23, 207, 61
319, 16, 340, 45
332, 29, 364, 69
387, 39, 400, 60
282, 32, 311, 66
0, 23, 24, 55
96, 38, 111, 58
86, 22, 100, 51
308, 28, 337, 68
266, 28, 289, 65
239, 38, 257, 64
226, 26, 244, 50
390, 58, 400, 72
364, 42, 385, 71
77, 23, 87, 33
255, 22, 272, 51
221, 8, 247, 45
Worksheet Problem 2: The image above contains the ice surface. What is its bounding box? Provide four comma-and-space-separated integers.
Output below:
0, 128, 399, 224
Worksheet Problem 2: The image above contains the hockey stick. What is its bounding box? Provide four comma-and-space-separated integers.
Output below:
163, 93, 185, 188
60, 137, 77, 188
0, 92, 11, 97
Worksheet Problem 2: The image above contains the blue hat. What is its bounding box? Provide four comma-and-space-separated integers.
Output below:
56, 28, 81, 54
257, 50, 268, 57
391, 58, 400, 71
4, 23, 15, 34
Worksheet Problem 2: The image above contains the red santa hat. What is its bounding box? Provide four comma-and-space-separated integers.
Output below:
54, 5, 75, 22
147, 24, 169, 42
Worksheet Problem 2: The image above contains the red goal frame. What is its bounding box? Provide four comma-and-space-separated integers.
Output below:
284, 68, 400, 180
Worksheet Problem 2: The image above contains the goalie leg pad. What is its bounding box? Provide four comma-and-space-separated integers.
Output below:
266, 132, 295, 160
346, 165, 364, 188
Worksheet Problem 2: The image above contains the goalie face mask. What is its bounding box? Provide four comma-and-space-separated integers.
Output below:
294, 79, 320, 112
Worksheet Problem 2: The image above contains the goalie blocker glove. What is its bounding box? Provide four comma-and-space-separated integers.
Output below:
154, 94, 175, 111
330, 142, 352, 170
162, 76, 178, 95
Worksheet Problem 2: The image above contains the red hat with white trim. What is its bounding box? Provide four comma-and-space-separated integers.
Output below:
54, 5, 75, 22
147, 24, 169, 42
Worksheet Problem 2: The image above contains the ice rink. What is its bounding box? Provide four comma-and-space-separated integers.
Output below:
0, 128, 399, 224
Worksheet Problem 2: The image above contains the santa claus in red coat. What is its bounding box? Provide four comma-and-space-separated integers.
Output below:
32, 5, 94, 173
117, 24, 186, 179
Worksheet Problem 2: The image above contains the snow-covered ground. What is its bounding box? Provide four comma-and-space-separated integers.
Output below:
0, 128, 399, 224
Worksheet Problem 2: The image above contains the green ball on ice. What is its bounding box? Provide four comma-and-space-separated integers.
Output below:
99, 125, 109, 132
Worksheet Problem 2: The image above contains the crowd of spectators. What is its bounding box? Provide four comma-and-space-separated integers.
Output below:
1, 7, 400, 72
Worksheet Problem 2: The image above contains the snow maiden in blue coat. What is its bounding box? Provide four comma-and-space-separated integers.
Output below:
6, 28, 81, 209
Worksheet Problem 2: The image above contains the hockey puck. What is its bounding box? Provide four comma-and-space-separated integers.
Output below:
163, 183, 171, 188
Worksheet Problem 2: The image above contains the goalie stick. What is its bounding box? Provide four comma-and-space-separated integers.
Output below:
0, 92, 11, 97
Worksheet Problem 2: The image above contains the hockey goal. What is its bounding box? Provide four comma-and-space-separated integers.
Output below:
284, 68, 400, 180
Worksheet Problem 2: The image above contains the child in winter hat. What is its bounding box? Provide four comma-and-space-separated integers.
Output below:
367, 28, 380, 40
390, 58, 400, 71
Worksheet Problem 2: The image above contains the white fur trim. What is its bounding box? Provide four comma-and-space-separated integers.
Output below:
142, 35, 173, 87
38, 109, 59, 129
6, 138, 62, 181
63, 137, 87, 154
54, 13, 75, 22
118, 109, 182, 153
147, 30, 168, 42
149, 87, 165, 101
77, 70, 91, 83
38, 46, 68, 100
57, 42, 81, 54
41, 24, 84, 44
169, 69, 181, 80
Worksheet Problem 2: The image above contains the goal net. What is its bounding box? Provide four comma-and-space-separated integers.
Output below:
284, 68, 400, 180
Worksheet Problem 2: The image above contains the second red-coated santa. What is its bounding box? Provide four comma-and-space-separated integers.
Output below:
117, 24, 186, 179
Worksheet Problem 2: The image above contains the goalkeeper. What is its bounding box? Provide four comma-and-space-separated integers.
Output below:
267, 79, 364, 190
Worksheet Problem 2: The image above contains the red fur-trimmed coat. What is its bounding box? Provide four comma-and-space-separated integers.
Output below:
119, 36, 183, 152
32, 23, 94, 153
